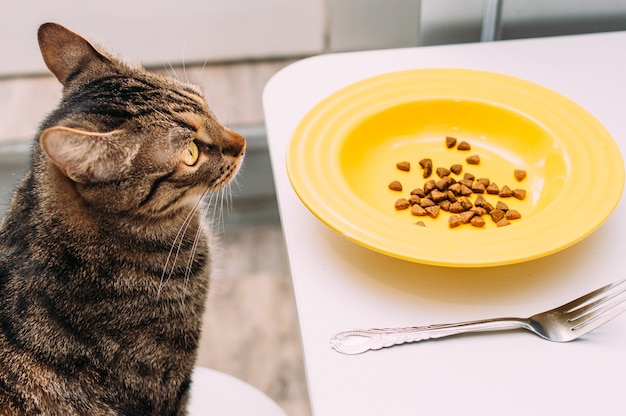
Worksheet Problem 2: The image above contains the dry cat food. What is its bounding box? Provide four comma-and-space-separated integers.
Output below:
390, 136, 527, 228
388, 180, 403, 191
457, 141, 471, 151
436, 167, 451, 178
466, 155, 480, 165
419, 158, 433, 178
512, 188, 526, 200
394, 198, 411, 210
396, 161, 411, 171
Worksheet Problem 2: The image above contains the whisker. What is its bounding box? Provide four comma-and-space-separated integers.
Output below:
155, 27, 179, 82
215, 187, 232, 236
158, 194, 205, 298
199, 57, 210, 88
182, 189, 212, 293
215, 190, 226, 231
164, 174, 236, 303
204, 189, 223, 235
181, 31, 192, 85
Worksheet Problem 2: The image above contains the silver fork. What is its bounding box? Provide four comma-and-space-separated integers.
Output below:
331, 279, 626, 355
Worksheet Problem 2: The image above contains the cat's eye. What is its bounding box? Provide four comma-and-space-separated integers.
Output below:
183, 141, 199, 166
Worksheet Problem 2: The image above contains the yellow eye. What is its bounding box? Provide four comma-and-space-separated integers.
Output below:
183, 141, 199, 166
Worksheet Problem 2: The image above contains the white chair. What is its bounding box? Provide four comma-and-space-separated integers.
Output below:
188, 367, 287, 416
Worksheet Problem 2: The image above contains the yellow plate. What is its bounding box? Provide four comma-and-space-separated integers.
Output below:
287, 69, 624, 267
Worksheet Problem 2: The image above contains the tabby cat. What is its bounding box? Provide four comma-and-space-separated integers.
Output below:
0, 23, 246, 415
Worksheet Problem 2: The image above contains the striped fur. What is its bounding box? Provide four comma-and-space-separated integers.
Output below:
0, 23, 245, 415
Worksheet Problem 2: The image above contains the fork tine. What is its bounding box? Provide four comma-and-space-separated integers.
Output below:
566, 280, 626, 322
570, 294, 626, 336
563, 279, 626, 332
558, 279, 625, 316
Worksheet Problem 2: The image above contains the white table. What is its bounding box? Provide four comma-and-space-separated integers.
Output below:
263, 32, 626, 416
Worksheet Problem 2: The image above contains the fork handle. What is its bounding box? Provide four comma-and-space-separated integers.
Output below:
330, 318, 527, 355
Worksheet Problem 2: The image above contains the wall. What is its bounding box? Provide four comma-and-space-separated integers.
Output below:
3, 0, 626, 77
0, 0, 422, 77
0, 0, 324, 76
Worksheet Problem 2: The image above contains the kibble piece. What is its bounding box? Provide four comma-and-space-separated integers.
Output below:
425, 205, 441, 218
505, 209, 522, 220
449, 201, 466, 213
419, 158, 433, 178
431, 189, 447, 202
457, 141, 471, 151
436, 167, 451, 178
499, 185, 513, 198
460, 184, 473, 196
446, 136, 457, 148
439, 200, 451, 211
419, 158, 432, 169
435, 179, 448, 191
459, 211, 474, 224
474, 195, 487, 208
486, 182, 500, 194
471, 181, 486, 194
448, 183, 462, 194
459, 179, 474, 188
482, 201, 495, 213
409, 195, 421, 205
419, 198, 435, 208
490, 209, 505, 223
470, 216, 486, 227
443, 176, 456, 187
415, 221, 426, 227
477, 178, 490, 187
449, 214, 463, 228
446, 191, 457, 202
396, 161, 411, 171
459, 196, 473, 211
395, 198, 410, 210
496, 219, 511, 227
463, 172, 475, 181
495, 201, 509, 212
470, 206, 487, 216
389, 180, 403, 191
450, 164, 463, 175
411, 205, 428, 216
512, 188, 526, 200
466, 155, 480, 165
514, 169, 527, 181
423, 180, 437, 194
410, 188, 426, 198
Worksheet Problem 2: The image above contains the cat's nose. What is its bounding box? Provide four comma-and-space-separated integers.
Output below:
222, 129, 246, 157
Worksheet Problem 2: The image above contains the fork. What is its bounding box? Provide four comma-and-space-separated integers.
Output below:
330, 279, 626, 355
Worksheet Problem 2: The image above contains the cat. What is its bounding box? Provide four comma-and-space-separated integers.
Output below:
0, 22, 245, 415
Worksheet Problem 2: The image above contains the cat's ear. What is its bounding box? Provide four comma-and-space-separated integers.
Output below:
40, 126, 138, 184
38, 22, 111, 86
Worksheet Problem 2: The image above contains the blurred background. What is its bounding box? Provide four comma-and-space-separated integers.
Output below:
2, 0, 626, 209
1, 1, 625, 414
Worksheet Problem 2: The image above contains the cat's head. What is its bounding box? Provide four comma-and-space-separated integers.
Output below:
35, 23, 245, 218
